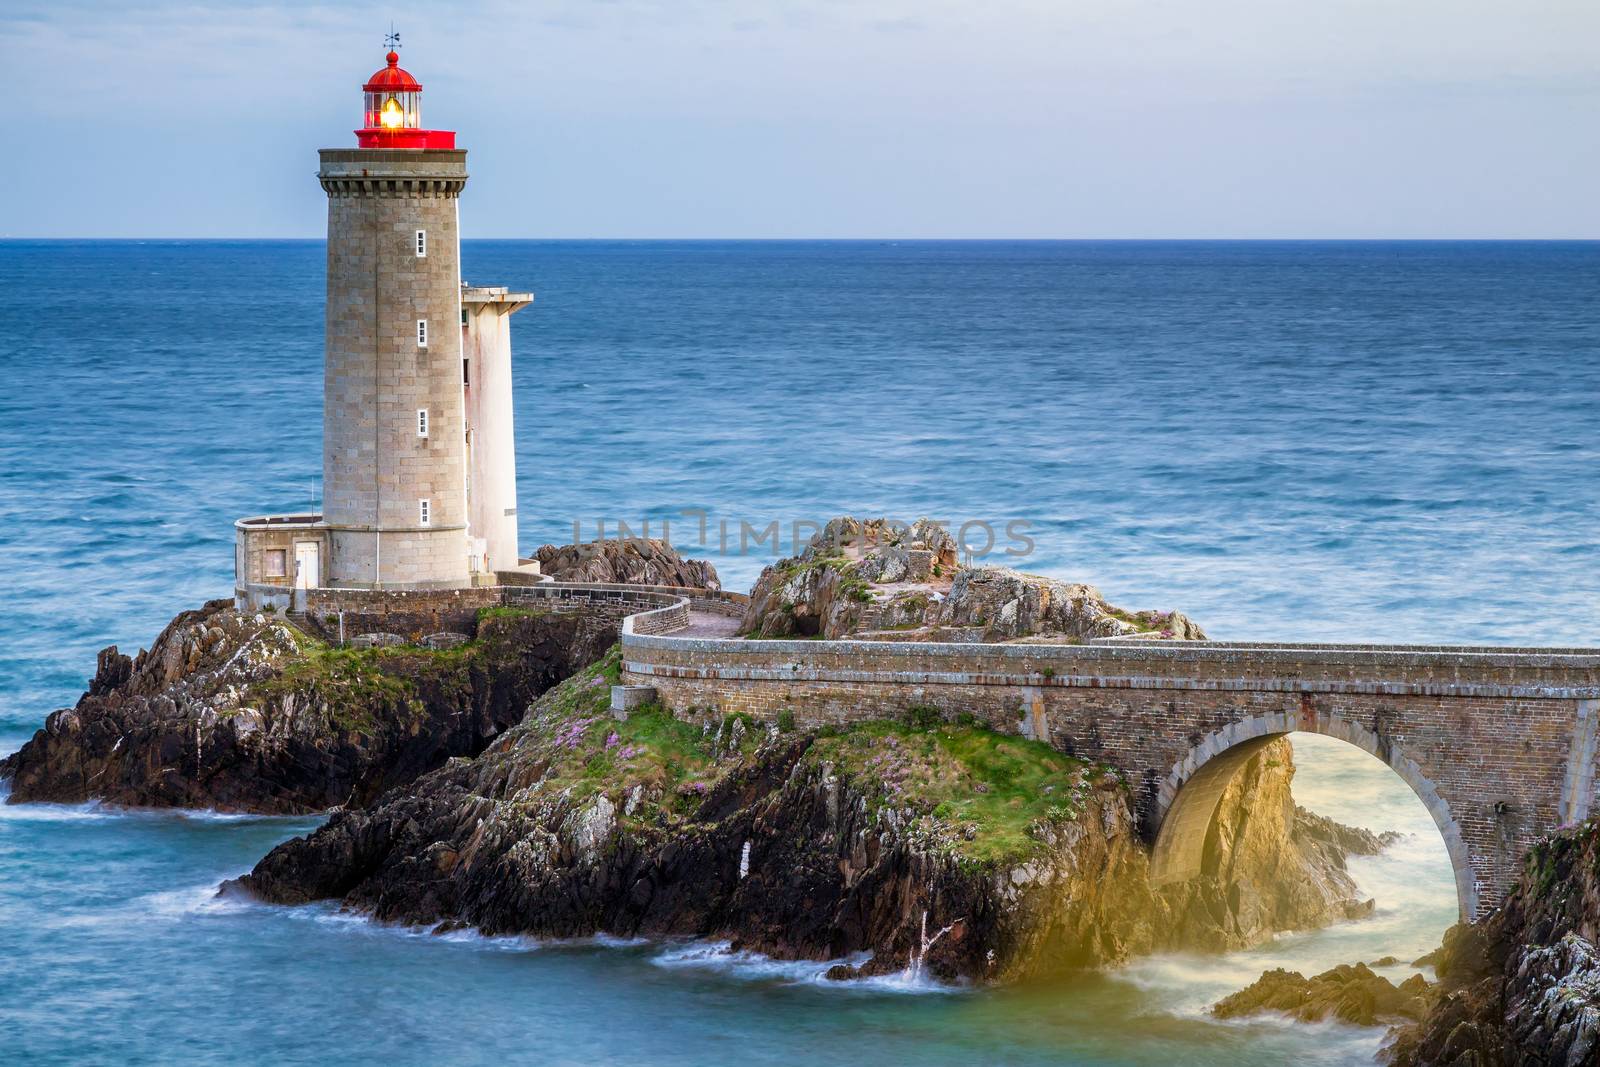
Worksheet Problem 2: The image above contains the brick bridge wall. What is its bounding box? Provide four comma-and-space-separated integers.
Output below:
617, 596, 1600, 921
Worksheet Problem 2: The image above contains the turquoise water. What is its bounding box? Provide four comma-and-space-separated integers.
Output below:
1, 240, 1596, 1063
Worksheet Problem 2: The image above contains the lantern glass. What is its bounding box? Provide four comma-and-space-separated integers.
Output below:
364, 91, 422, 130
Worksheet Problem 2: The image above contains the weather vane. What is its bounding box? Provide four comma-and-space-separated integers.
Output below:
385, 24, 401, 51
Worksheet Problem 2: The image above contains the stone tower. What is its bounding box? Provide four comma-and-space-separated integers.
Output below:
232, 45, 535, 609
318, 51, 470, 588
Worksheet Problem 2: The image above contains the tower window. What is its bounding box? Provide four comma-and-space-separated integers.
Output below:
415, 229, 427, 257
417, 408, 429, 438
265, 549, 288, 578
416, 319, 428, 347
462, 358, 470, 386
419, 499, 431, 526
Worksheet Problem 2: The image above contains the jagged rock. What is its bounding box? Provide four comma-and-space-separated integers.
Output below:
536, 538, 719, 590
1296, 805, 1404, 857
0, 600, 619, 813
939, 566, 1206, 643
1385, 824, 1600, 1066
739, 515, 1204, 642
1214, 963, 1433, 1025
234, 667, 1380, 982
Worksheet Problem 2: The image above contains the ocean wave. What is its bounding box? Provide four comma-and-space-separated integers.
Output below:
290, 905, 541, 952
138, 879, 261, 920
0, 795, 319, 826
39, 877, 263, 931
649, 939, 960, 994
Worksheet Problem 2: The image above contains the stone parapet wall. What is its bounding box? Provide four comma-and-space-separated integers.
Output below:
300, 586, 503, 641
623, 633, 1600, 700
505, 584, 688, 633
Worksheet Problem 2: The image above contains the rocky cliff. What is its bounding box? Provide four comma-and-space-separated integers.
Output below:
535, 539, 720, 590
239, 654, 1376, 981
740, 517, 1205, 642
0, 600, 617, 813
1384, 823, 1600, 1065
2, 539, 719, 814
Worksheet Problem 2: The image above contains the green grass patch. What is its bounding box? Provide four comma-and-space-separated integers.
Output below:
810, 719, 1095, 865
506, 649, 737, 816
252, 643, 436, 733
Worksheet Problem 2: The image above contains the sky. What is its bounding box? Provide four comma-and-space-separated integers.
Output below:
2, 0, 1597, 238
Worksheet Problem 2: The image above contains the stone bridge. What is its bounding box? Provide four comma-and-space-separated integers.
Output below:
595, 588, 1600, 922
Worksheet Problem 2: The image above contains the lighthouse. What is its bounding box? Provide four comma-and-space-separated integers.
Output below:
235, 42, 533, 609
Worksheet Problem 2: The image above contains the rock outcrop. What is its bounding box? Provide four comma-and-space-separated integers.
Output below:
740, 517, 1204, 642
1296, 805, 1405, 859
0, 599, 617, 813
238, 657, 1377, 982
535, 539, 719, 590
1384, 824, 1600, 1066
1156, 738, 1379, 951
1215, 964, 1432, 1026
2, 539, 719, 813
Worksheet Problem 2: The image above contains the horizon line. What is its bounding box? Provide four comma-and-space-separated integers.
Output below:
3, 235, 1598, 243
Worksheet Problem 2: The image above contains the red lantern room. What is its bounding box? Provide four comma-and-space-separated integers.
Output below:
356, 50, 455, 149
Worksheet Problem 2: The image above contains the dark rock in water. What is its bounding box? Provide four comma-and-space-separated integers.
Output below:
1295, 805, 1404, 857
535, 539, 719, 590
1214, 963, 1433, 1026
1410, 947, 1442, 970
1345, 897, 1378, 920
1385, 827, 1600, 1066
1370, 956, 1402, 967
0, 599, 618, 813
824, 963, 860, 981
233, 664, 1388, 983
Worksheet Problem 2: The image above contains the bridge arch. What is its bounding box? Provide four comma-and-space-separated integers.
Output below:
1147, 710, 1477, 922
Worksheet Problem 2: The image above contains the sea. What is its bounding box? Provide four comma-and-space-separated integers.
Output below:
1, 240, 1596, 1065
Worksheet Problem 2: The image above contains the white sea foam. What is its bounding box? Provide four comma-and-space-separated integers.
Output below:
0, 790, 320, 827
137, 880, 259, 920
649, 939, 959, 994
289, 904, 540, 952
587, 932, 650, 949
